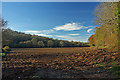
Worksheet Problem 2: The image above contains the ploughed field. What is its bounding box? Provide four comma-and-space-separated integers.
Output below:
2, 47, 120, 79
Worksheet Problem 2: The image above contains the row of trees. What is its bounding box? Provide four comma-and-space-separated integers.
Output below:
88, 2, 120, 48
2, 29, 89, 48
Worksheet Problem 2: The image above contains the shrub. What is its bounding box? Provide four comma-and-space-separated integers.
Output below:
108, 65, 120, 76
2, 46, 11, 53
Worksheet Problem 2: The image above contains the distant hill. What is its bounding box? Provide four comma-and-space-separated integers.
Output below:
2, 29, 89, 48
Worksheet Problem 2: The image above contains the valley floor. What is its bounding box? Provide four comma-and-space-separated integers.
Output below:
2, 47, 120, 79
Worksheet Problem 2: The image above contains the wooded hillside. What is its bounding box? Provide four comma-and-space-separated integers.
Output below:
2, 29, 89, 48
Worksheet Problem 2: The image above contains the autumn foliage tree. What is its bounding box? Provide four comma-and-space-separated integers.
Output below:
88, 34, 95, 46
89, 2, 120, 48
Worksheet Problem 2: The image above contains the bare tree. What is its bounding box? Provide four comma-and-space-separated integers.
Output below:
0, 18, 7, 29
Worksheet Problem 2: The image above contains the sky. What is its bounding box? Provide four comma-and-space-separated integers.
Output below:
2, 2, 100, 42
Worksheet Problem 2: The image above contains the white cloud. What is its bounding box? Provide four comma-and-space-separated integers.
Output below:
54, 23, 88, 31
23, 29, 54, 34
24, 30, 40, 34
55, 35, 82, 41
87, 28, 92, 33
88, 26, 93, 27
22, 22, 94, 41
68, 34, 80, 36
55, 35, 88, 42
23, 29, 54, 37
38, 29, 54, 34
35, 34, 52, 37
56, 35, 69, 38
56, 35, 75, 41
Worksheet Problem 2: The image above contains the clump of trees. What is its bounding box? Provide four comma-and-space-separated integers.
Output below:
88, 2, 120, 48
2, 29, 89, 48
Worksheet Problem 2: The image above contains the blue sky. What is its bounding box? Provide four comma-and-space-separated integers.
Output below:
2, 2, 100, 42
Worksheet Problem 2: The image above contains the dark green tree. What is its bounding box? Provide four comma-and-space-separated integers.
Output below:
59, 41, 64, 47
31, 37, 38, 47
38, 41, 45, 48
47, 40, 53, 47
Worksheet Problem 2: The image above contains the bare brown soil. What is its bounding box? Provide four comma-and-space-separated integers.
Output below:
2, 47, 120, 79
